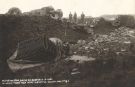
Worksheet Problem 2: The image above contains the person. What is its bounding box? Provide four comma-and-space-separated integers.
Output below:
63, 42, 70, 57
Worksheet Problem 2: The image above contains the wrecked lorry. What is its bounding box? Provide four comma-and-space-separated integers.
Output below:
7, 35, 64, 72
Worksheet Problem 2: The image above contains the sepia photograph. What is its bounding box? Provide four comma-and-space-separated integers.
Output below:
0, 0, 135, 87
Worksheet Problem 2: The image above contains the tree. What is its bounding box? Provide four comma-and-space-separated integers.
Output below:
6, 7, 22, 15
73, 12, 77, 23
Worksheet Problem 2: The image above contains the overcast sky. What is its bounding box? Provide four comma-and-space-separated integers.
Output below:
0, 0, 134, 17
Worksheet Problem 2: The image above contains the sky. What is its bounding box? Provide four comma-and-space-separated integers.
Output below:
0, 0, 134, 17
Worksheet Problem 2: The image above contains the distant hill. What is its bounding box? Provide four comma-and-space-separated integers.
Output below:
101, 14, 135, 27
101, 15, 118, 21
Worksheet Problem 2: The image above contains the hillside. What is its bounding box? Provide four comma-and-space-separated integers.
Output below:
0, 15, 89, 58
